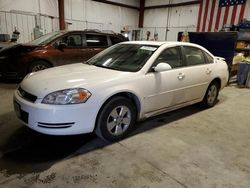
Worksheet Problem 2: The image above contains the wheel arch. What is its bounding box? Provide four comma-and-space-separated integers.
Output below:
202, 77, 222, 102
202, 77, 221, 108
27, 58, 53, 73
94, 91, 141, 130
210, 77, 221, 90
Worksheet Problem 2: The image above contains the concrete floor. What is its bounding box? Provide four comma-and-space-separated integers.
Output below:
0, 82, 249, 188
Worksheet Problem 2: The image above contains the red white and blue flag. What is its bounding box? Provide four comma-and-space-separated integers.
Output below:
197, 0, 247, 32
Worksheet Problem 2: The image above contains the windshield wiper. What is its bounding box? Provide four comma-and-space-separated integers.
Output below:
83, 61, 91, 65
93, 64, 120, 71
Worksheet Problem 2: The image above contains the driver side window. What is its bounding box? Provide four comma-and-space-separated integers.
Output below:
155, 47, 183, 69
55, 34, 82, 47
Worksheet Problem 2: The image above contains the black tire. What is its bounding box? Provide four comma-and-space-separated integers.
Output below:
29, 61, 51, 72
202, 81, 219, 108
95, 96, 136, 142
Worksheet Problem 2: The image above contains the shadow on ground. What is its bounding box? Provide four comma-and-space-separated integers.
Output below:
0, 100, 218, 175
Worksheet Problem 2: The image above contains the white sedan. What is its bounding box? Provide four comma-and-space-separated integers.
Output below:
13, 41, 229, 142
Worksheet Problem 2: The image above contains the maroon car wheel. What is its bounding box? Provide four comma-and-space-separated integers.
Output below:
29, 61, 51, 72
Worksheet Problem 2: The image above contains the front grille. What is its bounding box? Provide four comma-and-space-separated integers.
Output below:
18, 87, 37, 103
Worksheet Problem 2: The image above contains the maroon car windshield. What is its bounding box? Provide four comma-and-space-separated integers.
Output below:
27, 31, 65, 46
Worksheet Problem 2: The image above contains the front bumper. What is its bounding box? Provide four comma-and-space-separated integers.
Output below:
0, 58, 25, 79
0, 71, 20, 79
14, 90, 98, 135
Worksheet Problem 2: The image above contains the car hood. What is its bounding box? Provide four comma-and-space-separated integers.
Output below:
0, 43, 39, 56
0, 42, 16, 50
20, 63, 133, 98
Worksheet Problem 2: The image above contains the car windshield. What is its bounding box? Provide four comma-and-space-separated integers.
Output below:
86, 44, 159, 72
27, 31, 65, 45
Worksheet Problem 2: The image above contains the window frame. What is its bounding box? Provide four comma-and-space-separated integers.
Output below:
203, 51, 214, 64
53, 33, 84, 49
182, 46, 207, 67
147, 46, 184, 73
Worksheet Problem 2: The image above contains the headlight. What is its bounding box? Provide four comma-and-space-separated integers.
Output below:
42, 88, 91, 105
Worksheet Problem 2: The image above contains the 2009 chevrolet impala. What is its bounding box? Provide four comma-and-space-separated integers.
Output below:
13, 41, 229, 142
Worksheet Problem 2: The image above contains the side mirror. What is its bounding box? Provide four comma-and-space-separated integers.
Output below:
153, 63, 172, 72
58, 42, 67, 50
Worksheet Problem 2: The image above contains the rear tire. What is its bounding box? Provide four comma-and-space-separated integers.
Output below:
29, 61, 51, 72
202, 81, 219, 108
95, 96, 136, 142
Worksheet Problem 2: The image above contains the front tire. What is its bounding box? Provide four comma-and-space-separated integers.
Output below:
202, 81, 219, 108
29, 61, 51, 72
95, 96, 136, 142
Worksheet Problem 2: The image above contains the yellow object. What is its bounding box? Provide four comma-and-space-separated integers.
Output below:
236, 41, 246, 49
242, 57, 250, 62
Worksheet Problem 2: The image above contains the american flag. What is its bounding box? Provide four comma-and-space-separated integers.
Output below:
197, 0, 247, 32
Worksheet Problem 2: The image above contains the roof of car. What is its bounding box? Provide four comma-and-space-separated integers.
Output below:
122, 41, 201, 46
63, 30, 123, 36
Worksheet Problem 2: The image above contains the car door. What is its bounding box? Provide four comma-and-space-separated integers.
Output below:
85, 34, 108, 60
143, 46, 187, 113
49, 33, 90, 66
179, 46, 214, 102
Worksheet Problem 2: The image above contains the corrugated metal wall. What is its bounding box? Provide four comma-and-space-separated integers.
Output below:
143, 0, 199, 41
0, 0, 139, 43
0, 11, 60, 43
3, 0, 250, 43
0, 11, 36, 42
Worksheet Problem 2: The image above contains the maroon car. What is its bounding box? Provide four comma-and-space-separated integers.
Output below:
0, 30, 128, 79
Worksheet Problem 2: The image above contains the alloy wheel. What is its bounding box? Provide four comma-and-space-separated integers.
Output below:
32, 64, 48, 72
207, 84, 217, 105
106, 106, 131, 136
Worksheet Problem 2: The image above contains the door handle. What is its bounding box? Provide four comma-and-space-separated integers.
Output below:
178, 73, 185, 80
206, 68, 212, 74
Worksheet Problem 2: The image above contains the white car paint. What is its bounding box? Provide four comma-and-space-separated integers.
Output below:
13, 41, 229, 136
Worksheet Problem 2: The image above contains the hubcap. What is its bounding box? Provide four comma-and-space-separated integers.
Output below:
207, 85, 217, 105
107, 106, 131, 136
32, 64, 47, 72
